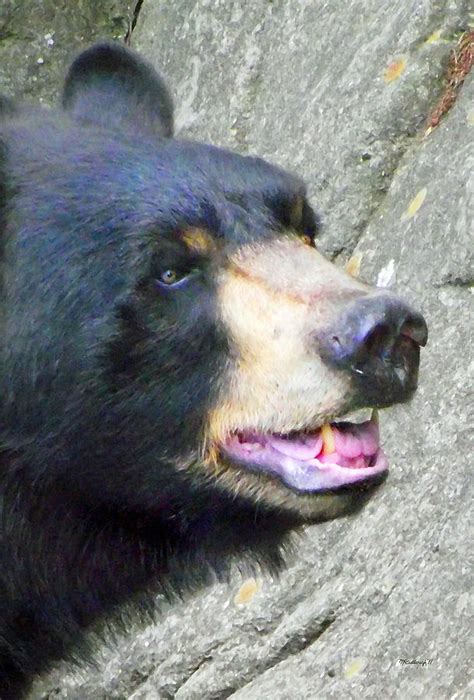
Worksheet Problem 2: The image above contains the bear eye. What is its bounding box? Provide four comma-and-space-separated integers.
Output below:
155, 268, 196, 291
160, 269, 178, 285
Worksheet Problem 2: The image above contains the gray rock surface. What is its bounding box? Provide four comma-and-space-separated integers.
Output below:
1, 0, 471, 698
0, 0, 133, 105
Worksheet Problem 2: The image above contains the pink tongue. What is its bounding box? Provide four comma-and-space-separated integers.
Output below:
268, 434, 323, 460
238, 420, 379, 465
333, 429, 362, 458
334, 422, 379, 457
267, 420, 379, 462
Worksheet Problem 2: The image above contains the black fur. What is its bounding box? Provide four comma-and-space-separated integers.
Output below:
62, 42, 174, 137
0, 43, 318, 698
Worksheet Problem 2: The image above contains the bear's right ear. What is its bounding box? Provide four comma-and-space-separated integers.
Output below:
62, 42, 174, 138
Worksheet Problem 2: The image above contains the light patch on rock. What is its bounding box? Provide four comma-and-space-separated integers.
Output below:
175, 55, 202, 133
377, 259, 396, 288
344, 657, 366, 678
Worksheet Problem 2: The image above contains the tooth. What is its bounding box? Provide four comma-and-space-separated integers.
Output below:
321, 424, 335, 455
371, 409, 379, 426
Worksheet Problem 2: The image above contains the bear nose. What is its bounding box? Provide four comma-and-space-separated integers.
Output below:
317, 295, 428, 406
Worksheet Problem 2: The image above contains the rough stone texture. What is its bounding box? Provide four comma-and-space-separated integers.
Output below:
0, 0, 134, 105
1, 0, 472, 698
133, 0, 471, 258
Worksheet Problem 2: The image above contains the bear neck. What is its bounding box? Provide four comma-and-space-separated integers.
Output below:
0, 447, 297, 676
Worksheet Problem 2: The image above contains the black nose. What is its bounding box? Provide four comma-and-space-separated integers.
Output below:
317, 294, 428, 406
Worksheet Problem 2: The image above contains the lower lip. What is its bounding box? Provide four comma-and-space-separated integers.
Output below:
221, 444, 389, 493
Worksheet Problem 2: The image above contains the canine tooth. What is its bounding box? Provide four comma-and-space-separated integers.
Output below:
321, 424, 335, 455
371, 409, 379, 426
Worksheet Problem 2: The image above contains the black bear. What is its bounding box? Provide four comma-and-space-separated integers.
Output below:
0, 43, 427, 698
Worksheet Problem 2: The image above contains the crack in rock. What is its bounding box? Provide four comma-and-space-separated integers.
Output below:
174, 613, 337, 699
125, 0, 145, 45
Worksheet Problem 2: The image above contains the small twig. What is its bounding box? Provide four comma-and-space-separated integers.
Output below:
425, 30, 474, 134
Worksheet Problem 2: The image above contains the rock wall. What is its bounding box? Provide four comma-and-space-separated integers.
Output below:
1, 1, 471, 698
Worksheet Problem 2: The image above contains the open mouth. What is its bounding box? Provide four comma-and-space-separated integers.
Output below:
221, 409, 388, 493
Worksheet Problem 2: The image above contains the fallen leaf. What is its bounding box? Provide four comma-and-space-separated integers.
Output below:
234, 578, 261, 605
345, 253, 362, 278
425, 30, 442, 44
383, 57, 407, 83
402, 187, 427, 220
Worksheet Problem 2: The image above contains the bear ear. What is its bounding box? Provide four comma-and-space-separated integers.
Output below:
62, 42, 174, 138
